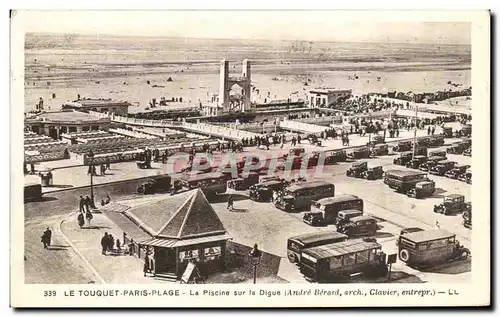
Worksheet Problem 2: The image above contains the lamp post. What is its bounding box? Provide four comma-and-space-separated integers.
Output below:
412, 104, 418, 160
249, 243, 262, 284
87, 150, 95, 207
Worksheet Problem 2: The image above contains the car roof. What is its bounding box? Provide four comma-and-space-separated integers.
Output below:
260, 180, 283, 186
414, 155, 426, 159
400, 229, 455, 243
302, 239, 381, 259
287, 181, 333, 192
375, 144, 387, 148
428, 156, 446, 161
353, 161, 367, 166
317, 195, 361, 205
353, 147, 369, 151
289, 232, 348, 245
385, 169, 427, 177
402, 227, 424, 233
350, 215, 376, 222
453, 164, 470, 169
339, 209, 364, 215
436, 160, 455, 165
445, 194, 464, 199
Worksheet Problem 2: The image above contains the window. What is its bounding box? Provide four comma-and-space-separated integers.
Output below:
344, 253, 356, 266
82, 126, 90, 132
204, 246, 221, 261
368, 249, 377, 262
329, 256, 342, 269
179, 249, 200, 262
356, 250, 369, 264
69, 127, 77, 133
288, 241, 301, 252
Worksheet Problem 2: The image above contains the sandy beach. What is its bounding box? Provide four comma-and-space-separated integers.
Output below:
24, 33, 471, 113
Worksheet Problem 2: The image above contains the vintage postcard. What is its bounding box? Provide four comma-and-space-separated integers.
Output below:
10, 10, 490, 307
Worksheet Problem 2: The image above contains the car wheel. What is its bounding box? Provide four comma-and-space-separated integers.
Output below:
399, 249, 410, 262
288, 253, 297, 263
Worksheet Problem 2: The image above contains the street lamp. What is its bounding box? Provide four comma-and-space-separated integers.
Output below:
249, 243, 262, 284
87, 150, 95, 207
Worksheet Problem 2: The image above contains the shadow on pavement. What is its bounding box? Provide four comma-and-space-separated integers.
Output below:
228, 208, 248, 213
374, 231, 394, 239
83, 225, 111, 230
49, 184, 74, 189
420, 258, 471, 275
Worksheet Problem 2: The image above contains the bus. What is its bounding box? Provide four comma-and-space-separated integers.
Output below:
274, 181, 335, 212
309, 195, 364, 225
176, 172, 228, 200
287, 231, 348, 263
383, 170, 431, 193
299, 239, 388, 282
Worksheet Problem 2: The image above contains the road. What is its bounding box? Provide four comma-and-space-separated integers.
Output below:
23, 138, 471, 284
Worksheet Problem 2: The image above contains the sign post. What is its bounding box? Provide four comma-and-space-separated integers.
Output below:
387, 253, 397, 281
180, 261, 204, 284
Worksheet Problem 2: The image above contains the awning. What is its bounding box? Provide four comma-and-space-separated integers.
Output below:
100, 209, 152, 243
139, 233, 232, 249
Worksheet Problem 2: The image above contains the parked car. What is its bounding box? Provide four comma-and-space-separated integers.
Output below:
406, 181, 436, 199
429, 160, 457, 176
427, 134, 445, 147
384, 170, 433, 194
367, 135, 385, 147
463, 147, 471, 157
302, 212, 325, 226
249, 180, 286, 202
336, 215, 380, 237
371, 144, 389, 156
413, 136, 431, 148
346, 161, 368, 178
361, 166, 384, 180
463, 203, 472, 229
393, 151, 413, 166
444, 164, 470, 179
392, 140, 412, 152
419, 156, 446, 172
442, 126, 454, 138
137, 176, 171, 194
283, 147, 305, 160
428, 150, 447, 158
458, 169, 472, 184
447, 142, 468, 154
335, 209, 364, 227
405, 155, 427, 169
347, 147, 371, 159
433, 194, 467, 215
24, 182, 43, 202
324, 149, 348, 164
227, 172, 260, 191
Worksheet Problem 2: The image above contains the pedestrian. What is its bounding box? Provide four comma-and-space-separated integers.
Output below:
44, 227, 52, 247
41, 231, 49, 249
77, 212, 85, 229
106, 157, 111, 170
227, 194, 234, 211
129, 239, 135, 255
79, 195, 85, 213
116, 239, 121, 253
86, 210, 93, 226
143, 260, 149, 277
108, 234, 115, 251
435, 221, 440, 229
101, 233, 109, 255
84, 195, 92, 212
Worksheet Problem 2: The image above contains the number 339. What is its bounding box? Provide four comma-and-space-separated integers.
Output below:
44, 290, 56, 297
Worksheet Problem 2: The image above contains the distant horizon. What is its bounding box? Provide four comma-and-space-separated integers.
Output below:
25, 31, 471, 47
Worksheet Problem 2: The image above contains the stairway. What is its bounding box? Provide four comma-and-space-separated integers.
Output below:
154, 272, 178, 282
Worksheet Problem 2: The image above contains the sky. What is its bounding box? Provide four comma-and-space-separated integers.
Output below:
16, 10, 472, 45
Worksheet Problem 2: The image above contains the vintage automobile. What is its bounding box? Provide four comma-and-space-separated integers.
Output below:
419, 156, 447, 172
248, 180, 286, 202
393, 151, 413, 166
434, 194, 467, 215
335, 209, 364, 227
406, 181, 436, 199
371, 144, 389, 156
413, 136, 431, 148
442, 126, 454, 138
311, 195, 364, 225
299, 239, 389, 282
366, 135, 385, 147
429, 160, 457, 176
336, 215, 380, 237
428, 150, 447, 158
347, 147, 371, 159
302, 212, 325, 226
259, 175, 282, 183
323, 149, 348, 164
346, 161, 368, 178
463, 147, 471, 157
24, 182, 43, 202
458, 169, 472, 184
462, 203, 472, 229
446, 141, 469, 154
392, 140, 412, 152
361, 166, 384, 180
283, 147, 305, 160
136, 159, 152, 169
405, 155, 427, 169
397, 229, 470, 268
395, 227, 424, 246
287, 232, 348, 263
274, 181, 335, 212
444, 164, 470, 179
384, 169, 433, 194
427, 134, 445, 147
226, 172, 260, 191
137, 176, 172, 194
461, 138, 472, 148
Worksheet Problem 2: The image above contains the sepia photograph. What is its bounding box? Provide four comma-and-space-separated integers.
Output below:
10, 9, 490, 307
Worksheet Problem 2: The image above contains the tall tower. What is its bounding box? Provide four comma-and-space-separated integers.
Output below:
218, 59, 252, 113
219, 59, 230, 109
